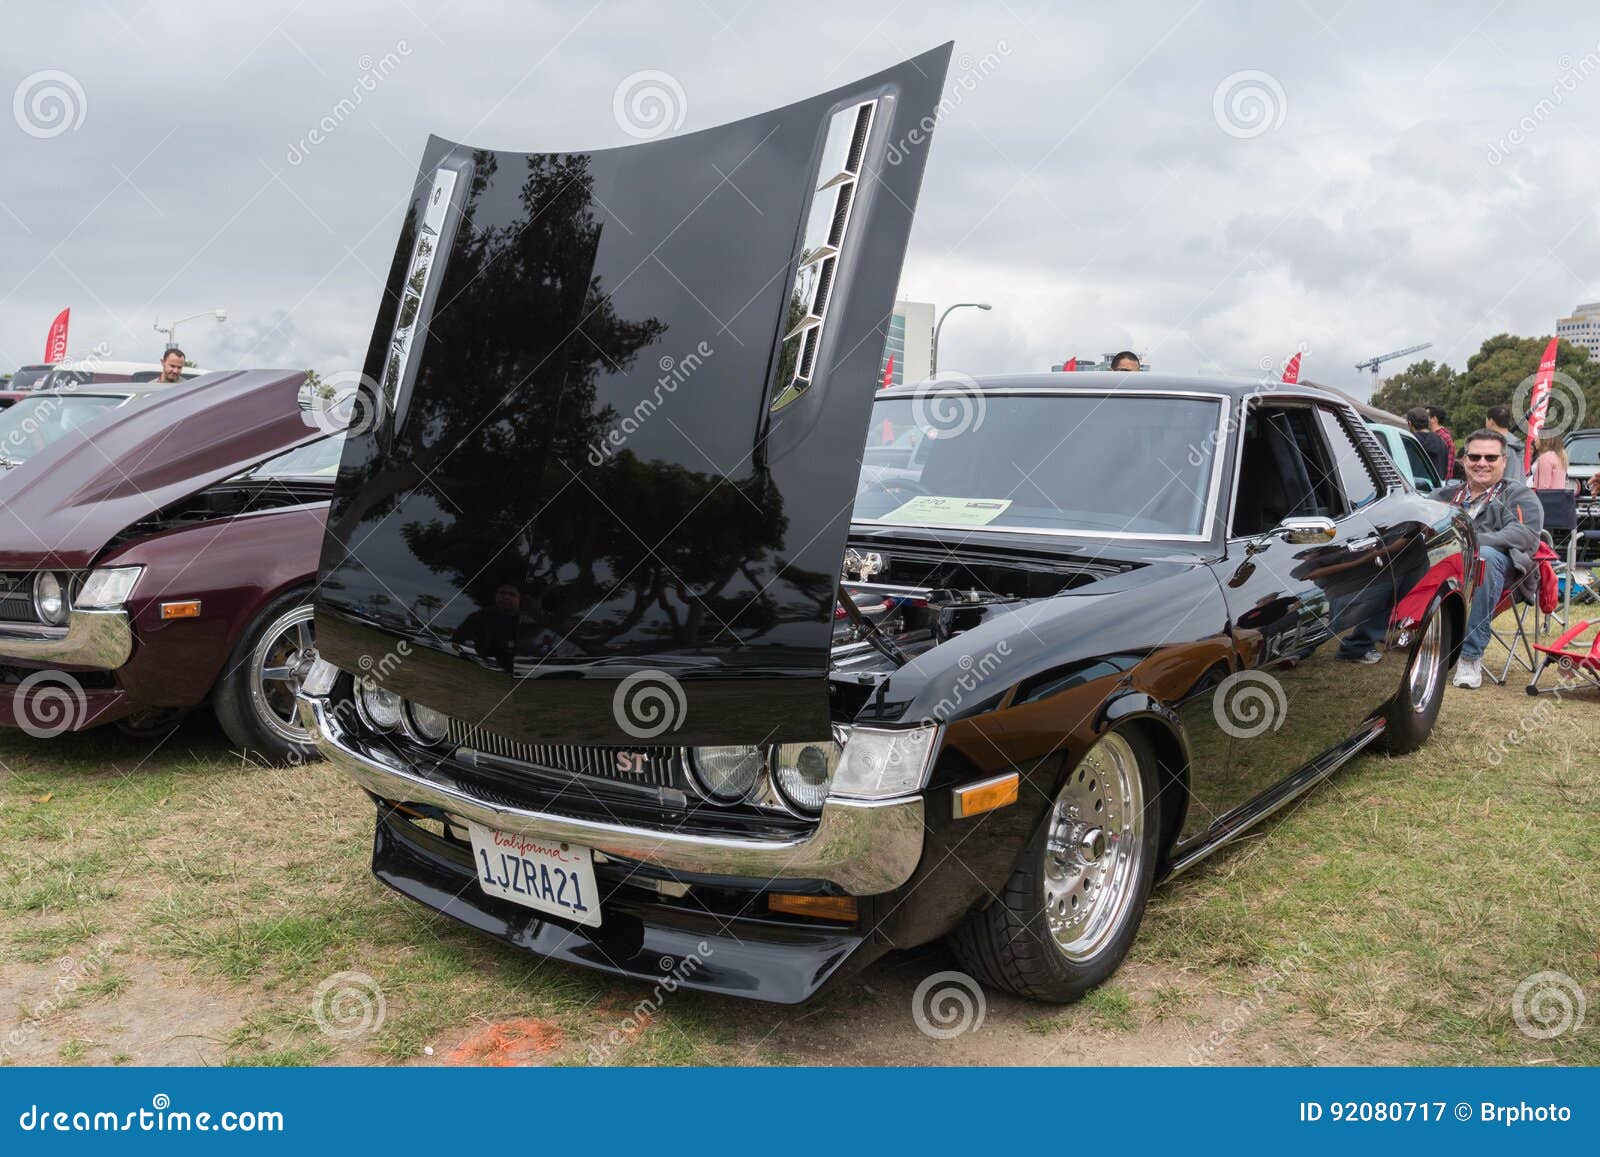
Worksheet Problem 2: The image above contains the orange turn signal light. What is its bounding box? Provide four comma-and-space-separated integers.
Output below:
952, 772, 1020, 819
767, 893, 858, 922
159, 600, 202, 620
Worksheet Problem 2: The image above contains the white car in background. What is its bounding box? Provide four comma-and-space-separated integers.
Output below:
1366, 421, 1444, 494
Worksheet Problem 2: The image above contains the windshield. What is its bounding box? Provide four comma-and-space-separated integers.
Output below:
853, 392, 1224, 539
0, 394, 126, 466
1566, 434, 1600, 466
237, 432, 346, 479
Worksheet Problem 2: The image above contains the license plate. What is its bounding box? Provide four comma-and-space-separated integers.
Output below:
467, 823, 601, 927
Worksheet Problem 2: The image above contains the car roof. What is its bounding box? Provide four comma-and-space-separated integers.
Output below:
877, 369, 1350, 404
46, 359, 204, 374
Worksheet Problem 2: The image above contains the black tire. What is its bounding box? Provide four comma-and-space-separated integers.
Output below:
211, 587, 318, 766
1379, 603, 1451, 755
947, 727, 1162, 1003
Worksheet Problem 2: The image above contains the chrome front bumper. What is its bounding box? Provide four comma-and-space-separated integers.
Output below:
0, 609, 133, 668
298, 694, 927, 895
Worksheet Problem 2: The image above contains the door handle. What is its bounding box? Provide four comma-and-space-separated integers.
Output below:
1347, 535, 1379, 551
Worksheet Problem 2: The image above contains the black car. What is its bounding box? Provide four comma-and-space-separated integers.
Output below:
296, 47, 1474, 1004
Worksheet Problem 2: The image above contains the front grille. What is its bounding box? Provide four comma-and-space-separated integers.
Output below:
0, 574, 40, 624
444, 718, 685, 789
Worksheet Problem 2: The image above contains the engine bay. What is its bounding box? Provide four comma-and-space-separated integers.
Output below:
830, 542, 1128, 675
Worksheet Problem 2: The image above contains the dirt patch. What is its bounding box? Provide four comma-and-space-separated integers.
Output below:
0, 956, 238, 1066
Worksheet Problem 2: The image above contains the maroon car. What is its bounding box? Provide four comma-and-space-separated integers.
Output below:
0, 369, 341, 762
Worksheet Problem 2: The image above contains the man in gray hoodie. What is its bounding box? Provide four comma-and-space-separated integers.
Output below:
1440, 429, 1544, 688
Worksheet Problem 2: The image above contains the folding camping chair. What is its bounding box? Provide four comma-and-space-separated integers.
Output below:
1525, 619, 1600, 695
1484, 540, 1561, 686
1534, 488, 1579, 630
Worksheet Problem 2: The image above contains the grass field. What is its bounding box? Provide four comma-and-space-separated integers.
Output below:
2, 637, 1595, 1067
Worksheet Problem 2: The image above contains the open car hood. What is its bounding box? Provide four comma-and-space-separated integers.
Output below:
314, 46, 951, 744
0, 370, 321, 569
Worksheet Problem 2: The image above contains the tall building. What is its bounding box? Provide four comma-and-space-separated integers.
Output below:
1556, 301, 1600, 357
879, 300, 934, 388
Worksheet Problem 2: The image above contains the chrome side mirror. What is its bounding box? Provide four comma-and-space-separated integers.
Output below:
1277, 516, 1337, 544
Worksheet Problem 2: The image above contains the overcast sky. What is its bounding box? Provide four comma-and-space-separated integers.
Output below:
2, 0, 1597, 397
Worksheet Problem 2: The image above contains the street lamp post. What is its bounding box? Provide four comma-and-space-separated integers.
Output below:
154, 308, 228, 351
931, 302, 991, 375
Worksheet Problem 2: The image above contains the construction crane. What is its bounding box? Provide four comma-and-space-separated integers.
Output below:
1354, 342, 1432, 378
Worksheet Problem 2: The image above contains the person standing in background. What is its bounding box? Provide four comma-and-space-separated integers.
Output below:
157, 347, 186, 384
1529, 433, 1569, 491
1407, 407, 1450, 479
1427, 406, 1455, 478
1485, 405, 1526, 482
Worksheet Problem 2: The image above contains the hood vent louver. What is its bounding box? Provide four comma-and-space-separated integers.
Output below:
770, 100, 877, 413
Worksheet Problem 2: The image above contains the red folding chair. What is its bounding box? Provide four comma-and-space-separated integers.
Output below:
1525, 620, 1600, 695
1485, 542, 1561, 686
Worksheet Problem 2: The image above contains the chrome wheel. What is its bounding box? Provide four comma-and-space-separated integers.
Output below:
1044, 732, 1146, 962
1407, 612, 1443, 714
248, 604, 315, 746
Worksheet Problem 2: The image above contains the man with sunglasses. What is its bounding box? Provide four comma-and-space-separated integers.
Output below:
1439, 429, 1543, 688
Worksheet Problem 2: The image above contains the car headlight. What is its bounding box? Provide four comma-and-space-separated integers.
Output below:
355, 679, 404, 731
688, 745, 765, 803
404, 700, 451, 744
830, 726, 939, 799
772, 740, 842, 815
73, 566, 142, 610
32, 572, 68, 626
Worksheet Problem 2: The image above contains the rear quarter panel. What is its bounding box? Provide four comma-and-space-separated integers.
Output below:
102, 504, 327, 707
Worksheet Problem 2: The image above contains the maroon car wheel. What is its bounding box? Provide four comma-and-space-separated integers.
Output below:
211, 589, 318, 765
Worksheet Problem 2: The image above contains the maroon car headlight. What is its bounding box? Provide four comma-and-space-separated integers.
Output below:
74, 566, 142, 610
32, 572, 68, 625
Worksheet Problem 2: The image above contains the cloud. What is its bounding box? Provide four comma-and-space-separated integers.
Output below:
0, 0, 1595, 400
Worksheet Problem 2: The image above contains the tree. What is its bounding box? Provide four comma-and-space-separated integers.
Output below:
1371, 359, 1462, 426
1372, 335, 1600, 440
1458, 334, 1599, 441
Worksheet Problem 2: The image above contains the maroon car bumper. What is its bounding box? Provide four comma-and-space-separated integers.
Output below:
0, 680, 135, 732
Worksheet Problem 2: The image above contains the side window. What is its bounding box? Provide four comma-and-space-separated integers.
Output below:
1314, 407, 1380, 510
1231, 403, 1347, 537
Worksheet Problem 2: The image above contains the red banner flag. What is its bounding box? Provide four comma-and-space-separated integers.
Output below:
1524, 336, 1559, 475
1063, 357, 1077, 372
44, 308, 70, 363
1282, 352, 1301, 384
881, 353, 894, 389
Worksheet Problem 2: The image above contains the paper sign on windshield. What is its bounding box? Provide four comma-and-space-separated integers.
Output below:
879, 496, 1013, 526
